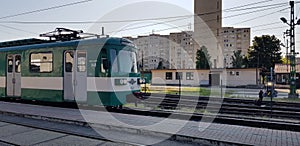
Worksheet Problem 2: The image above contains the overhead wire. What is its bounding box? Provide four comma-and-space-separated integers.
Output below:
224, 2, 286, 12
0, 1, 286, 25
0, 0, 289, 38
231, 7, 288, 25
223, 0, 274, 11
0, 24, 38, 35
129, 6, 290, 44
0, 0, 93, 20
123, 5, 290, 37
0, 0, 93, 36
252, 26, 288, 32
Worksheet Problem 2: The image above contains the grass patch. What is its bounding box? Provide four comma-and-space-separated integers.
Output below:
271, 97, 300, 103
141, 85, 220, 96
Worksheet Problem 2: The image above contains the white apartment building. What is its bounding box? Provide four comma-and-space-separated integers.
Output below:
132, 34, 170, 70
126, 31, 196, 71
169, 31, 195, 69
221, 27, 251, 68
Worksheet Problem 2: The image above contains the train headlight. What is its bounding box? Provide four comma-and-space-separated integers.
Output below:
137, 78, 146, 85
115, 79, 128, 85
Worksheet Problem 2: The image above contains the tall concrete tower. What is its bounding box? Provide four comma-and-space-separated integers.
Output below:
194, 0, 223, 68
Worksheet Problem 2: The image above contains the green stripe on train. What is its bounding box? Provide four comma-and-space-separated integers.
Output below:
21, 89, 63, 102
87, 91, 128, 106
1, 88, 136, 106
0, 87, 5, 97
0, 53, 5, 76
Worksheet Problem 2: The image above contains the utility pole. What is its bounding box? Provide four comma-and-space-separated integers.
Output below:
270, 67, 274, 118
289, 1, 297, 98
281, 1, 300, 98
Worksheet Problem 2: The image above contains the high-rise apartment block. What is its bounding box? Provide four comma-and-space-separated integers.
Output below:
125, 0, 251, 71
126, 31, 196, 71
194, 0, 223, 69
194, 0, 251, 69
194, 0, 222, 39
221, 27, 251, 68
169, 31, 195, 69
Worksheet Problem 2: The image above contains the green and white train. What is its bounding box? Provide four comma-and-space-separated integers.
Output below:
0, 29, 142, 107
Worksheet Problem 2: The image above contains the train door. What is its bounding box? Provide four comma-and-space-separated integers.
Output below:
6, 54, 21, 97
64, 51, 75, 101
63, 50, 87, 102
75, 51, 87, 102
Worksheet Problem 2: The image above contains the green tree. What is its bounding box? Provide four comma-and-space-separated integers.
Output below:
157, 61, 163, 69
246, 35, 282, 69
245, 35, 282, 84
281, 57, 290, 65
231, 50, 244, 68
196, 46, 211, 69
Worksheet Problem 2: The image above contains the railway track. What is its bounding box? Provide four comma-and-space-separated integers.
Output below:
1, 95, 300, 132
140, 93, 300, 120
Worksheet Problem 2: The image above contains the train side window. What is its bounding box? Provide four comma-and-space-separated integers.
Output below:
15, 55, 21, 73
77, 51, 86, 72
7, 55, 13, 73
30, 52, 53, 73
65, 51, 74, 72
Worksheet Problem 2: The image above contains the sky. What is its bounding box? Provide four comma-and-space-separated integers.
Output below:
0, 0, 299, 53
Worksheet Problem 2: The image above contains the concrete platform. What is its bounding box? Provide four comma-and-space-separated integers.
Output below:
0, 121, 109, 146
0, 101, 299, 146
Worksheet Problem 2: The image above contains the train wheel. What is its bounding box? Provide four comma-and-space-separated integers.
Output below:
118, 105, 123, 110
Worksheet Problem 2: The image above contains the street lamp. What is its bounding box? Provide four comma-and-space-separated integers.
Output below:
280, 1, 300, 98
280, 17, 288, 24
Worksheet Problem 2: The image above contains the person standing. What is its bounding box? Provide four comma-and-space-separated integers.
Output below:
257, 90, 264, 106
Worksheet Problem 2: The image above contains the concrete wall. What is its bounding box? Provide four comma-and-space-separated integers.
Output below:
151, 70, 210, 86
151, 68, 258, 87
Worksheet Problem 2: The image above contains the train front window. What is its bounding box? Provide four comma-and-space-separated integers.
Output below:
118, 50, 137, 73
110, 49, 118, 73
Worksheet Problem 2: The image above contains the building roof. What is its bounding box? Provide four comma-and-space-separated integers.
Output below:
275, 64, 300, 73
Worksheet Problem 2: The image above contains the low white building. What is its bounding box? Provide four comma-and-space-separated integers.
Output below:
151, 68, 259, 87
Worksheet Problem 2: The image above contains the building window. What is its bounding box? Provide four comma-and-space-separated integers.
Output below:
30, 52, 53, 73
166, 72, 173, 80
176, 72, 183, 80
186, 72, 194, 80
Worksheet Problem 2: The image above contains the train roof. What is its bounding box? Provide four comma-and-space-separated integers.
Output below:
0, 37, 136, 52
